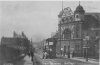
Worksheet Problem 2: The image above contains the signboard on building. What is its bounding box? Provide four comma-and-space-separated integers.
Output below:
49, 42, 53, 45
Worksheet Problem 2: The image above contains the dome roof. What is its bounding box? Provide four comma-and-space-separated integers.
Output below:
74, 4, 85, 14
76, 5, 84, 10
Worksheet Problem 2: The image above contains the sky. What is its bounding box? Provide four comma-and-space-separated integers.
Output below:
0, 1, 100, 42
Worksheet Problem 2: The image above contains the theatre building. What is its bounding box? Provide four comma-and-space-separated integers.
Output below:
56, 4, 100, 58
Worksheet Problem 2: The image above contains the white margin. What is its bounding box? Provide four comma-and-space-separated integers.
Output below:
0, 0, 100, 1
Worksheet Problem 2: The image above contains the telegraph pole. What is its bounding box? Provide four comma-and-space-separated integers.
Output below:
68, 30, 71, 58
59, 18, 62, 56
62, 0, 63, 11
59, 0, 64, 56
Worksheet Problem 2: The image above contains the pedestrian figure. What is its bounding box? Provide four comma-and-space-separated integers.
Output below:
44, 52, 48, 59
64, 46, 66, 56
61, 48, 63, 56
27, 51, 31, 57
72, 51, 74, 57
68, 45, 70, 58
31, 51, 34, 61
29, 48, 34, 62
42, 52, 45, 59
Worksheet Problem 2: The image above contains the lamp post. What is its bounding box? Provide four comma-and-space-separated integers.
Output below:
68, 30, 71, 58
68, 45, 70, 58
83, 35, 90, 61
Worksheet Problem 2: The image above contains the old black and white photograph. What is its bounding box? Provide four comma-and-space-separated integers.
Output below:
0, 0, 100, 65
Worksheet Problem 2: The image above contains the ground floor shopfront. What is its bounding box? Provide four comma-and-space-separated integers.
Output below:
56, 38, 99, 59
56, 39, 83, 57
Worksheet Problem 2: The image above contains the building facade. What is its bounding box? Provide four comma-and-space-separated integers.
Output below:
56, 4, 100, 58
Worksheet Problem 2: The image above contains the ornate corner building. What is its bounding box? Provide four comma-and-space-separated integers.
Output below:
56, 4, 100, 58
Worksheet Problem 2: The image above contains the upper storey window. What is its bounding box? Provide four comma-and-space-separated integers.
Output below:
75, 14, 81, 21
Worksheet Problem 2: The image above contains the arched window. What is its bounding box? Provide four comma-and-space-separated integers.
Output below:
76, 15, 79, 18
75, 14, 80, 21
62, 28, 71, 39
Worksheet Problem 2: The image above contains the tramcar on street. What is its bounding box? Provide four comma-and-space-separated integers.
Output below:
43, 38, 57, 59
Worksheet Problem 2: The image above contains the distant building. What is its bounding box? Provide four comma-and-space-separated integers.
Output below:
56, 3, 100, 58
1, 32, 30, 53
0, 32, 30, 62
13, 31, 27, 38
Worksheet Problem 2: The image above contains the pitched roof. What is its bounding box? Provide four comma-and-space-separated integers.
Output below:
1, 37, 20, 45
82, 13, 100, 30
85, 12, 100, 21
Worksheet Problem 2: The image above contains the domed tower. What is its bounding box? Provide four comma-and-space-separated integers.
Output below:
74, 3, 85, 21
72, 3, 85, 39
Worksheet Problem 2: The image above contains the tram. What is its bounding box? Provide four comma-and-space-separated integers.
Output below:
43, 38, 57, 59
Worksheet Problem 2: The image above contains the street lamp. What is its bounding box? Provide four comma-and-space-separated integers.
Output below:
83, 35, 90, 61
68, 30, 71, 58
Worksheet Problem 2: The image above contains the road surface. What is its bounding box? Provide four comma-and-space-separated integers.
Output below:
10, 55, 99, 65
2, 50, 99, 65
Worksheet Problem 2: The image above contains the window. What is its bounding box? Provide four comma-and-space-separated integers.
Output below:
76, 15, 79, 18
63, 28, 71, 39
75, 45, 80, 51
75, 14, 80, 21
95, 31, 99, 36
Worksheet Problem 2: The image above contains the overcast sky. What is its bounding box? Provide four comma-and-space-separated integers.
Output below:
0, 1, 100, 41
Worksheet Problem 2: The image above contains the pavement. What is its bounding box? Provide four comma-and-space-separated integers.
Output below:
56, 55, 99, 65
14, 53, 43, 65
70, 57, 99, 64
13, 55, 33, 65
42, 58, 99, 65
